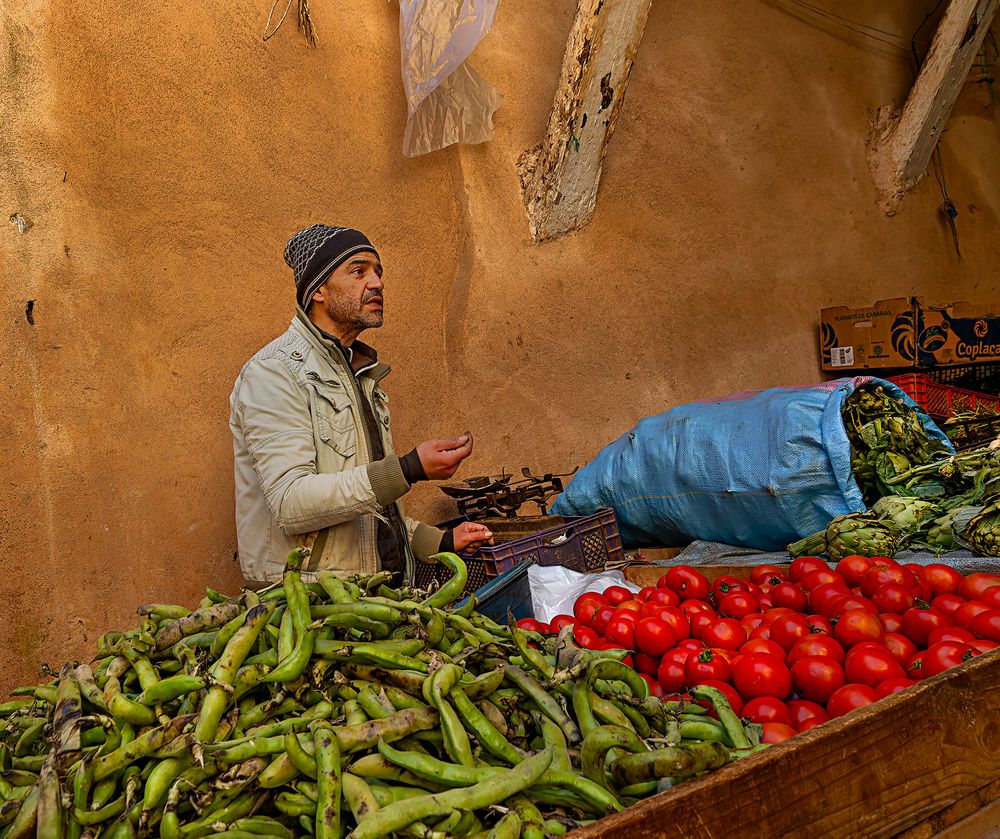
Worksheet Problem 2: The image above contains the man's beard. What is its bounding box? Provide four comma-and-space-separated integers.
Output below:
325, 291, 384, 330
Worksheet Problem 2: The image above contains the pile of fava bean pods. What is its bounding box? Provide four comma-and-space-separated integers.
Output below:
0, 550, 764, 838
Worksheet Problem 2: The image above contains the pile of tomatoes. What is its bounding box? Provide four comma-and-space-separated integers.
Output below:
517, 557, 1000, 744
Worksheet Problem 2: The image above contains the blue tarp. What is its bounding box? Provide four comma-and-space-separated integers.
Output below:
551, 377, 953, 551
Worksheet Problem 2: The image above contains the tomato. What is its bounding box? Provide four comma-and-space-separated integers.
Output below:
797, 716, 827, 732
573, 624, 600, 649
710, 576, 746, 605
807, 615, 833, 635
787, 699, 829, 729
573, 593, 607, 626
605, 617, 636, 649
748, 624, 774, 642
689, 611, 717, 640
959, 572, 1000, 602
663, 566, 711, 601
969, 609, 1000, 642
750, 565, 787, 586
603, 586, 633, 606
741, 614, 766, 633
900, 605, 951, 647
870, 583, 916, 615
681, 600, 715, 618
717, 591, 760, 619
697, 679, 743, 715
676, 638, 706, 653
789, 557, 830, 583
698, 618, 747, 651
634, 617, 677, 657
591, 606, 617, 635
906, 651, 926, 680
769, 614, 813, 652
742, 696, 793, 725
632, 651, 660, 676
685, 648, 731, 684
859, 566, 916, 599
646, 588, 681, 607
927, 626, 977, 646
731, 653, 791, 699
953, 600, 992, 628
786, 634, 845, 665
875, 677, 916, 698
761, 722, 798, 744
833, 609, 884, 648
549, 614, 575, 633
618, 599, 643, 614
769, 583, 807, 612
801, 568, 844, 592
922, 564, 964, 597
932, 593, 967, 617
921, 640, 977, 677
826, 594, 878, 618
835, 555, 875, 587
809, 582, 850, 615
826, 683, 879, 717
657, 650, 691, 693
741, 638, 786, 659
612, 609, 639, 624
882, 632, 918, 666
639, 601, 669, 620
981, 586, 1000, 610
844, 646, 905, 687
971, 639, 999, 654
757, 594, 774, 612
869, 555, 898, 567
516, 618, 546, 633
657, 606, 691, 640
638, 587, 657, 601
879, 613, 903, 634
790, 656, 845, 702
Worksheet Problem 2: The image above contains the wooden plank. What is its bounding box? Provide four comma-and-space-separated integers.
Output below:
518, 0, 652, 243
899, 778, 1000, 838
569, 647, 1000, 838
868, 0, 1000, 213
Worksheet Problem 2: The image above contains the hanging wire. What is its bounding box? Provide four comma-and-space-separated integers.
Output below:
776, 0, 931, 52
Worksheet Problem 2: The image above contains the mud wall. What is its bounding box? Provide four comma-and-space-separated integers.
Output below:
2, 0, 998, 688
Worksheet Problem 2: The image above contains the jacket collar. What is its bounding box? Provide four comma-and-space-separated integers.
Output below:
291, 307, 390, 380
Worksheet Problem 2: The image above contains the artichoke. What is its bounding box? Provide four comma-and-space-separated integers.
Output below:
967, 499, 1000, 557
824, 513, 898, 562
920, 508, 962, 552
868, 496, 941, 544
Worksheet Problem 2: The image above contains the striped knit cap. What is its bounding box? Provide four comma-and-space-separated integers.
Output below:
284, 225, 379, 309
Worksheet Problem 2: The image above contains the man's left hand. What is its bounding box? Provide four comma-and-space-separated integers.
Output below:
452, 522, 494, 553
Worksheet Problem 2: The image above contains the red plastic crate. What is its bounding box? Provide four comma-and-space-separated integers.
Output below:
889, 373, 1000, 419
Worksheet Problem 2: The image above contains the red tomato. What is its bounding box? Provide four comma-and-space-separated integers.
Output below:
681, 600, 715, 618
646, 588, 681, 607
657, 650, 691, 693
618, 600, 643, 614
741, 614, 766, 633
844, 646, 905, 687
605, 617, 636, 649
875, 677, 916, 697
710, 576, 746, 605
927, 626, 977, 646
969, 609, 1000, 642
906, 651, 926, 680
835, 555, 875, 587
591, 606, 617, 635
860, 566, 918, 599
833, 609, 884, 648
922, 564, 964, 597
882, 632, 918, 667
717, 591, 760, 619
750, 565, 787, 586
797, 716, 827, 733
748, 624, 774, 642
698, 618, 747, 651
685, 648, 731, 684
921, 640, 977, 677
656, 606, 691, 640
870, 583, 916, 615
932, 593, 967, 617
869, 555, 898, 567
826, 683, 879, 717
770, 583, 808, 612
959, 572, 1000, 602
809, 582, 850, 615
786, 634, 845, 665
632, 652, 660, 676
573, 624, 600, 649
638, 587, 658, 601
769, 614, 812, 652
981, 586, 1000, 610
697, 679, 743, 715
971, 639, 999, 654
900, 605, 951, 647
612, 609, 639, 624
826, 594, 878, 618
789, 557, 830, 583
790, 656, 846, 702
801, 568, 844, 592
646, 676, 665, 698
807, 615, 834, 635
634, 617, 677, 657
516, 618, 545, 633
787, 698, 829, 729
639, 601, 669, 620
603, 586, 632, 606
689, 611, 717, 640
879, 613, 903, 634
663, 566, 711, 601
761, 722, 798, 744
549, 614, 575, 633
742, 696, 793, 725
741, 638, 786, 659
953, 600, 992, 628
676, 638, 706, 653
573, 593, 606, 626
731, 653, 791, 699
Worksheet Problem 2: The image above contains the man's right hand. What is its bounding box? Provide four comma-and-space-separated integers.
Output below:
415, 433, 474, 480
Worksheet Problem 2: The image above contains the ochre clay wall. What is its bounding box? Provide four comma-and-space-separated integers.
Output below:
2, 1, 998, 688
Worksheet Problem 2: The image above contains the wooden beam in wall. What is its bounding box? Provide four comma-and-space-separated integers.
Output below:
518, 0, 653, 243
868, 0, 1000, 214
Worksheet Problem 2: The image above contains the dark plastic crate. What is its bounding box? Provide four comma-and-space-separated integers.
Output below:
455, 561, 534, 623
888, 373, 1000, 418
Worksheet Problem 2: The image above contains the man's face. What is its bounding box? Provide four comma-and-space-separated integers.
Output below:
312, 253, 385, 333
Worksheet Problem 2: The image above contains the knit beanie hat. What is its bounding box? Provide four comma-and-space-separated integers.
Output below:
284, 225, 380, 309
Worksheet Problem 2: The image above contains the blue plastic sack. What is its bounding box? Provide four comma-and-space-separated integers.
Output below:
551, 377, 953, 551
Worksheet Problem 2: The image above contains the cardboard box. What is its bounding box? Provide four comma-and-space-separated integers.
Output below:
820, 298, 1000, 371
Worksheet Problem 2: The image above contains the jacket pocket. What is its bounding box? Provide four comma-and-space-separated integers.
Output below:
308, 381, 358, 459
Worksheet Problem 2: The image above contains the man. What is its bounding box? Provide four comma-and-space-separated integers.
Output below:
230, 224, 492, 585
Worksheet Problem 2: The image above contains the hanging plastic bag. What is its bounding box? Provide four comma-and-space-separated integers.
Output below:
398, 0, 502, 157
528, 564, 641, 624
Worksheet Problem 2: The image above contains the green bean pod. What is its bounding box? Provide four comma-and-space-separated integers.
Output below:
341, 773, 379, 822
135, 675, 205, 706
312, 721, 341, 839
6, 784, 39, 839
92, 713, 194, 782
500, 662, 581, 745
510, 794, 545, 839
486, 810, 521, 839
420, 554, 468, 610
690, 685, 751, 749
154, 601, 244, 652
449, 688, 520, 764
610, 741, 730, 786
285, 732, 318, 778
580, 725, 647, 792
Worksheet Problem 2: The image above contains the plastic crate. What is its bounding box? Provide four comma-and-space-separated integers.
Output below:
888, 373, 1000, 419
455, 561, 533, 623
927, 363, 1000, 397
414, 508, 624, 596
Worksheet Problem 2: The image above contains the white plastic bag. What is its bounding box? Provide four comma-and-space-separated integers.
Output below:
528, 565, 641, 624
